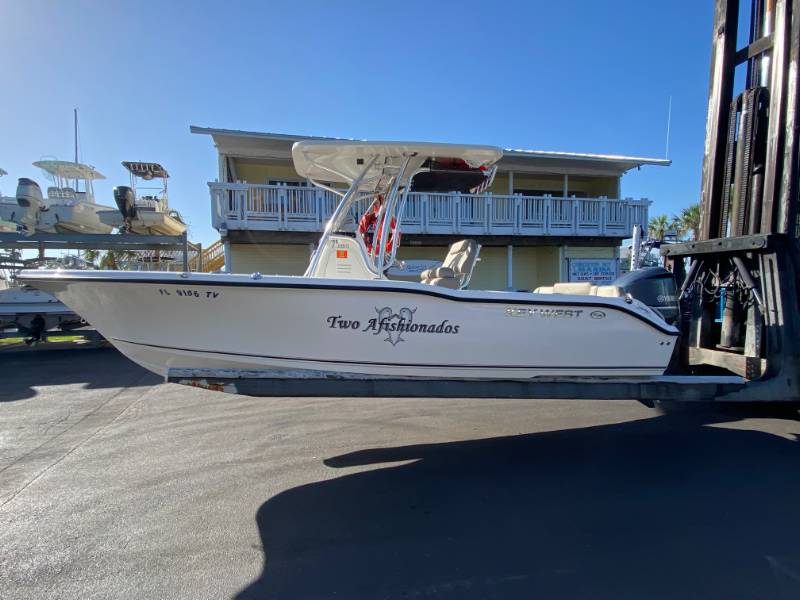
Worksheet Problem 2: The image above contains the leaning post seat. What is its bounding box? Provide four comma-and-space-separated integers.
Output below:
420, 239, 481, 289
533, 282, 625, 297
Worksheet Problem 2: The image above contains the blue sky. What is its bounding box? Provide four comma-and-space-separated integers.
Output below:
1, 0, 713, 246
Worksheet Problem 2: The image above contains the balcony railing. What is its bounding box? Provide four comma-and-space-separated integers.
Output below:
208, 182, 649, 237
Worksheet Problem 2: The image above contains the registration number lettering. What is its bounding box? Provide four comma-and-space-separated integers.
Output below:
158, 288, 220, 299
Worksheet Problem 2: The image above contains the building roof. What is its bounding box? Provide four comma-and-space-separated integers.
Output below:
190, 126, 671, 177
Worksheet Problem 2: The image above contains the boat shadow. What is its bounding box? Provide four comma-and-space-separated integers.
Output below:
237, 405, 800, 600
0, 347, 159, 402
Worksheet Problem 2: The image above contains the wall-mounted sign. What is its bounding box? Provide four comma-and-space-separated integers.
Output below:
568, 258, 619, 283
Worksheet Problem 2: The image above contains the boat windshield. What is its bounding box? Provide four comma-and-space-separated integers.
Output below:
293, 140, 501, 276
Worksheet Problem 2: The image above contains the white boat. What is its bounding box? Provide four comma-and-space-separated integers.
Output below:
103, 161, 187, 235
0, 255, 85, 333
16, 161, 122, 235
0, 283, 83, 333
18, 141, 678, 379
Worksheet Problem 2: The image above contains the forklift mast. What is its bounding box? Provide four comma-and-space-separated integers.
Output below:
663, 0, 800, 399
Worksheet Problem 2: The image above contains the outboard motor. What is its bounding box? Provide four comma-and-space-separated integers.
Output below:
613, 266, 679, 324
114, 186, 137, 221
15, 178, 44, 235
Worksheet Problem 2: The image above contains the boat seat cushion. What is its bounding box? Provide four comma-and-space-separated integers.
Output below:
534, 283, 625, 297
427, 276, 461, 289
421, 239, 480, 289
552, 282, 594, 295
420, 266, 456, 280
595, 285, 625, 298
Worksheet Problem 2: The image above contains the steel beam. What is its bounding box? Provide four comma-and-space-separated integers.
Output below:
0, 232, 200, 253
661, 233, 773, 257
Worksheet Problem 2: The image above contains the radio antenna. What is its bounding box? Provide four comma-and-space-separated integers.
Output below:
664, 95, 672, 159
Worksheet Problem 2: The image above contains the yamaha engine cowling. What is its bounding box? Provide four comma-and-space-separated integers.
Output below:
114, 186, 137, 221
16, 178, 44, 235
613, 267, 679, 324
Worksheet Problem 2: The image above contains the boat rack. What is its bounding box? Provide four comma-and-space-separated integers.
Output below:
0, 231, 201, 271
166, 369, 747, 403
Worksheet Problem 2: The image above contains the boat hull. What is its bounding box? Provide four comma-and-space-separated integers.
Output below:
42, 202, 118, 234
127, 211, 187, 236
18, 271, 678, 379
0, 199, 22, 231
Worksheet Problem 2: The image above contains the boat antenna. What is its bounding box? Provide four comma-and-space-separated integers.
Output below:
664, 95, 672, 159
73, 108, 79, 190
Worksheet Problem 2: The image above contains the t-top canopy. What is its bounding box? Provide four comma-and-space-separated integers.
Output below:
292, 140, 502, 190
33, 160, 106, 180
122, 161, 169, 179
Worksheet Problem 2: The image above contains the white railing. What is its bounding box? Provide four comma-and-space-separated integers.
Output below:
208, 182, 650, 237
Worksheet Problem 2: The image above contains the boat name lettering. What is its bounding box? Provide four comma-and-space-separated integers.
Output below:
505, 307, 584, 319
326, 306, 460, 346
158, 288, 220, 299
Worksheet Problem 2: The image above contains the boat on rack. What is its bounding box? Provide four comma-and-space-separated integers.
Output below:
16, 161, 122, 235
103, 161, 186, 235
0, 168, 21, 232
19, 141, 678, 379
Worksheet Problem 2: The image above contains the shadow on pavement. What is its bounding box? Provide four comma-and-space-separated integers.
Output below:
0, 347, 159, 402
238, 406, 800, 600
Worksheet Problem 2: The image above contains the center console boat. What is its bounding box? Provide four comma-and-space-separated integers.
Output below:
103, 161, 187, 235
18, 141, 678, 378
16, 161, 122, 235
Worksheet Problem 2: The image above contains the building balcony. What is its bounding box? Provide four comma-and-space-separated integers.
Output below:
208, 182, 649, 238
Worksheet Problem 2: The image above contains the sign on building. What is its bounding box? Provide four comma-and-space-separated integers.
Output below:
568, 258, 619, 283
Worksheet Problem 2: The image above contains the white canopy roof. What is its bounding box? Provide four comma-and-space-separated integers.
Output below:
33, 160, 105, 180
292, 140, 502, 186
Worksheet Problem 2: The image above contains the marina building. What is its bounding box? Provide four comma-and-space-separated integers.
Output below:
191, 127, 668, 290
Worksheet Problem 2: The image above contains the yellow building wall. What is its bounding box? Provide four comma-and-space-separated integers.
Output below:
233, 160, 300, 184
230, 243, 311, 275
488, 174, 510, 195
565, 246, 616, 259
398, 244, 562, 291
510, 246, 561, 290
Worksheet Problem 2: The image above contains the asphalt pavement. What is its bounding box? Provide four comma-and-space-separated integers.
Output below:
1, 347, 799, 599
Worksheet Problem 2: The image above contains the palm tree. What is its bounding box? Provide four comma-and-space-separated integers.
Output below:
674, 203, 701, 240
98, 249, 137, 270
648, 214, 671, 241
81, 249, 100, 266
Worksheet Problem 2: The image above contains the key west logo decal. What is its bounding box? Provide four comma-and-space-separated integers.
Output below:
326, 306, 461, 346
